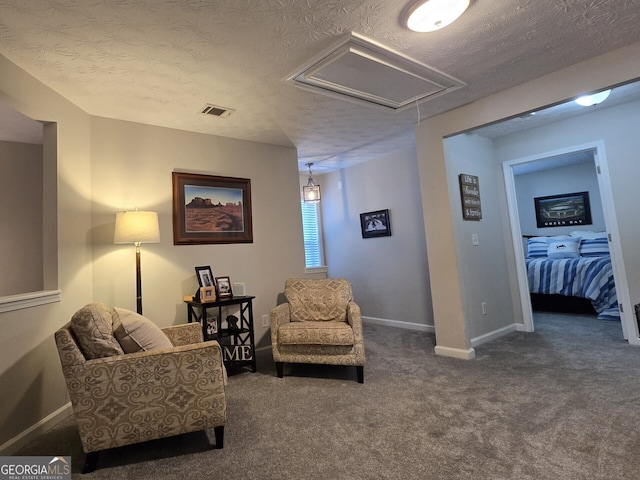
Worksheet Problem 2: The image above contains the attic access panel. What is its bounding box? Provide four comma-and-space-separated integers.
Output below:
287, 33, 465, 111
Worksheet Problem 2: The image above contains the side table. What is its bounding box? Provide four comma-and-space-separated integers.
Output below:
185, 295, 257, 375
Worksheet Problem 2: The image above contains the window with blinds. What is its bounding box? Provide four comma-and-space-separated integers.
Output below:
301, 200, 324, 267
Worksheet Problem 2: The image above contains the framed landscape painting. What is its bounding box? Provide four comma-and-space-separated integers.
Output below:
172, 172, 253, 244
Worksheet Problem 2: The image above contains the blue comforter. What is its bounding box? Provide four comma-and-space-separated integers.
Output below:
526, 256, 619, 320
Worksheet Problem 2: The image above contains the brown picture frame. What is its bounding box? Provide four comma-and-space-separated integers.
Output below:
215, 276, 233, 298
173, 172, 253, 245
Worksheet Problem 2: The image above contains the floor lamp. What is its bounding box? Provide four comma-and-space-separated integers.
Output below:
114, 210, 160, 315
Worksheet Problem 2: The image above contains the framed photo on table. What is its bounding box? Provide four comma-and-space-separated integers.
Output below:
195, 266, 215, 288
215, 276, 233, 298
206, 315, 218, 336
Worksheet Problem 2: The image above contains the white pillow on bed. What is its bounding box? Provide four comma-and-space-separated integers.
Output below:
570, 230, 607, 239
547, 238, 581, 258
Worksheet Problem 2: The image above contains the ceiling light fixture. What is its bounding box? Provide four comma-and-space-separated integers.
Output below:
574, 89, 611, 107
405, 0, 470, 32
303, 163, 321, 203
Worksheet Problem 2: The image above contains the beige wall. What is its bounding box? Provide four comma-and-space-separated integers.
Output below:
416, 41, 640, 357
90, 116, 305, 348
0, 55, 93, 449
0, 140, 44, 296
0, 54, 306, 451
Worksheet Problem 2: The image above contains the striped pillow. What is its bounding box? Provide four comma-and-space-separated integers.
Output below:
527, 237, 548, 258
580, 237, 609, 257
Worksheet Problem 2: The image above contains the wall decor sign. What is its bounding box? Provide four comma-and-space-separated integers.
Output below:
359, 209, 391, 238
173, 172, 253, 245
534, 191, 592, 228
459, 174, 482, 220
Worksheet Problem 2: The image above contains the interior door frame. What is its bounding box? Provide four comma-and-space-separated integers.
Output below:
502, 140, 637, 344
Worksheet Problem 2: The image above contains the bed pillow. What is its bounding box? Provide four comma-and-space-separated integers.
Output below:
527, 237, 549, 258
547, 238, 581, 258
570, 230, 607, 239
112, 307, 173, 353
580, 237, 610, 257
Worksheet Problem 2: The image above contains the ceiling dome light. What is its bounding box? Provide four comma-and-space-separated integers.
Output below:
574, 89, 611, 107
406, 0, 470, 32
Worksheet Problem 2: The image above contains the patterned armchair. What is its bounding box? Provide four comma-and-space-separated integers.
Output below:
55, 303, 227, 472
270, 278, 365, 383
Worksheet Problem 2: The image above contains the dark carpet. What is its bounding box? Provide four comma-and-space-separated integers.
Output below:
17, 313, 640, 479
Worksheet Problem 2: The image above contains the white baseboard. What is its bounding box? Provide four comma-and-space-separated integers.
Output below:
434, 345, 476, 360
471, 324, 517, 348
0, 402, 73, 455
362, 316, 435, 332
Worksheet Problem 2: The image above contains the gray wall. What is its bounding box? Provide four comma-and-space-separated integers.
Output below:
321, 147, 434, 328
0, 140, 43, 296
514, 161, 605, 237
443, 134, 517, 341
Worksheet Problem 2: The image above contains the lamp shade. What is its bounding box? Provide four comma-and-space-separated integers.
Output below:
114, 211, 160, 244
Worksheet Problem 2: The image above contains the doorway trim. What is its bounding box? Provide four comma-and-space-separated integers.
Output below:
502, 140, 637, 343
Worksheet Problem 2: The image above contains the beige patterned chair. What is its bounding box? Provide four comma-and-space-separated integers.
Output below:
55, 303, 227, 472
270, 278, 365, 383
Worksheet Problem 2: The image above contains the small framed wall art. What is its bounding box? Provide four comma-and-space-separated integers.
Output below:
359, 209, 391, 239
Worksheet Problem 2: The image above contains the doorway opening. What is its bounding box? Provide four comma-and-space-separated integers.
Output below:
503, 141, 636, 343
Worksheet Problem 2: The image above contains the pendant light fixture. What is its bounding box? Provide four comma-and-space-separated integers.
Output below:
405, 0, 470, 32
303, 163, 321, 203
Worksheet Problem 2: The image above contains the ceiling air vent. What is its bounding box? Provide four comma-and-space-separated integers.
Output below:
200, 104, 235, 118
286, 32, 465, 112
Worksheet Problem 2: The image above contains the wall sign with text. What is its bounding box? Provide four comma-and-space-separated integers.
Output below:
459, 174, 482, 221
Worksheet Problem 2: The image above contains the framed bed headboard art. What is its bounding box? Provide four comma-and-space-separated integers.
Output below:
534, 191, 592, 228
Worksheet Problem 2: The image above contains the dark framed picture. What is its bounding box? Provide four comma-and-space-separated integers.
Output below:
534, 191, 592, 228
360, 209, 391, 238
195, 266, 215, 288
215, 276, 233, 298
172, 172, 253, 245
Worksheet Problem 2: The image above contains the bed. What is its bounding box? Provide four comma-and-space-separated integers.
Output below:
525, 232, 619, 321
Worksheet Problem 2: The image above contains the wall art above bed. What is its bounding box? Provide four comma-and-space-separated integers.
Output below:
534, 191, 592, 228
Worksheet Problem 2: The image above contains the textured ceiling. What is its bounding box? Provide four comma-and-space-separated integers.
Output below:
1, 0, 640, 172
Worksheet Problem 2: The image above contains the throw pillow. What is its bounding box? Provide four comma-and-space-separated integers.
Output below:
526, 237, 549, 258
112, 307, 173, 353
570, 230, 607, 239
580, 237, 610, 257
547, 238, 581, 258
71, 303, 124, 359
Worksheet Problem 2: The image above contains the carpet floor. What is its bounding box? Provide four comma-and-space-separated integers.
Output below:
17, 313, 640, 479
